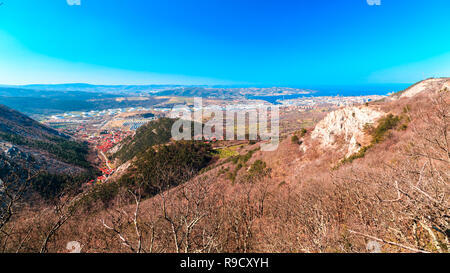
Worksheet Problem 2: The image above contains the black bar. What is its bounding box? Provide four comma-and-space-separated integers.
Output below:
1, 253, 447, 272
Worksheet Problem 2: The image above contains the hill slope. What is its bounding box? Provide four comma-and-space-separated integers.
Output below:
111, 118, 177, 163
392, 77, 450, 98
0, 104, 92, 178
2, 79, 448, 253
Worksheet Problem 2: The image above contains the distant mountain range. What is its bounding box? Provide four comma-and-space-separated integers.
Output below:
0, 86, 167, 116
0, 84, 247, 116
0, 83, 413, 117
0, 83, 207, 95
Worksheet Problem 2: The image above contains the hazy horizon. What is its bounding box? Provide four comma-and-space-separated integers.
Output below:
1, 81, 414, 89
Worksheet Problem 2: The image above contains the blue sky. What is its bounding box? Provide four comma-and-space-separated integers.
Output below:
0, 0, 449, 86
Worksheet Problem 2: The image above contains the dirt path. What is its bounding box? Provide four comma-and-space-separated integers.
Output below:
100, 150, 113, 170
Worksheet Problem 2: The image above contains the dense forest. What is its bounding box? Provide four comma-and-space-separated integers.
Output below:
90, 141, 215, 207
0, 132, 91, 168
125, 141, 215, 195
112, 118, 204, 163
112, 118, 177, 163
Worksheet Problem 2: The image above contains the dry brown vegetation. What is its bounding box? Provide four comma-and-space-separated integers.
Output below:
1, 88, 448, 253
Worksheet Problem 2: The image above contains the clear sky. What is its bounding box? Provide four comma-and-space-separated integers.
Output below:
0, 0, 449, 86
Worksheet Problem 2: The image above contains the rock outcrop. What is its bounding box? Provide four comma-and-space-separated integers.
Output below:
311, 106, 384, 157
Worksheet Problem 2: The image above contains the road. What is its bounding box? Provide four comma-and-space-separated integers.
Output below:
100, 150, 113, 170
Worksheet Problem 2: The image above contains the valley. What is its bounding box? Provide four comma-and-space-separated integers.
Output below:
1, 78, 448, 253
29, 90, 381, 187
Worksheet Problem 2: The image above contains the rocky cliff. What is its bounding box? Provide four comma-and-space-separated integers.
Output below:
311, 106, 384, 157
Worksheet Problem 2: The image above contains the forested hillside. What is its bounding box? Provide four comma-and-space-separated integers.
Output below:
0, 104, 96, 201
112, 118, 203, 163
112, 118, 177, 163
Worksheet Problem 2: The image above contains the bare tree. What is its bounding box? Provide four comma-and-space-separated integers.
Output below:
40, 196, 79, 253
337, 91, 449, 252
0, 170, 39, 253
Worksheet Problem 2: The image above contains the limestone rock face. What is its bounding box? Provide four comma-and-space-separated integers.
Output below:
311, 106, 384, 157
400, 78, 450, 98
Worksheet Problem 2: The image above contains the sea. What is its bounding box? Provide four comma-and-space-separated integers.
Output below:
244, 83, 411, 104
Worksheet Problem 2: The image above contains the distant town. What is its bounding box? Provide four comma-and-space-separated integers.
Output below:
33, 93, 385, 185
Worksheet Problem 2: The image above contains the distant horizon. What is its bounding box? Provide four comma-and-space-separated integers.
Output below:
0, 81, 417, 98
1, 81, 415, 89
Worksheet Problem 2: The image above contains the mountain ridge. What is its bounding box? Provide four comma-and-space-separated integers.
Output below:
0, 104, 93, 178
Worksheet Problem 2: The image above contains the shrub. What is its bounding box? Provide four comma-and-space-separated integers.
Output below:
217, 147, 239, 158
339, 114, 402, 167
371, 114, 401, 144
88, 182, 120, 208
231, 148, 259, 165
340, 145, 371, 165
246, 160, 271, 181
32, 170, 97, 200
228, 148, 259, 183
300, 128, 308, 137
403, 105, 411, 113
218, 167, 229, 175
